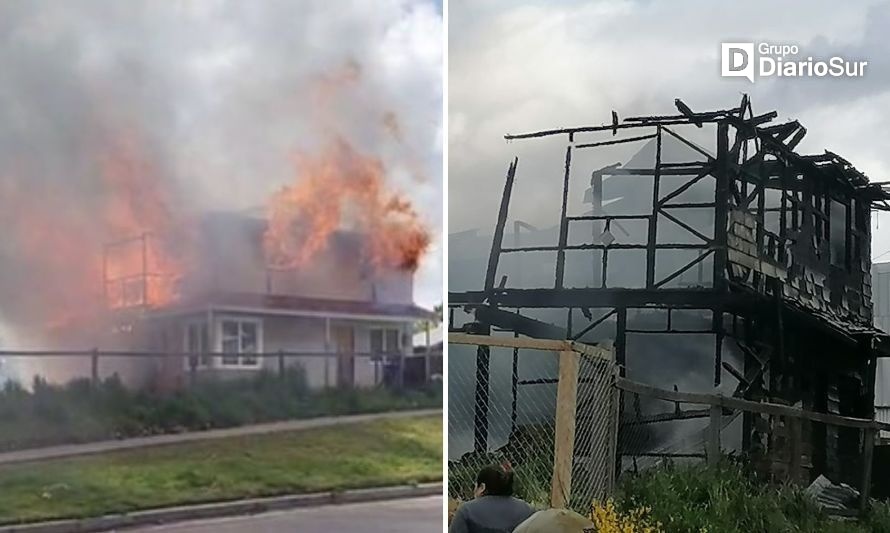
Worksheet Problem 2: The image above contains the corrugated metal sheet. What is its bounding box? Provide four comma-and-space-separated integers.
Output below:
804, 475, 860, 514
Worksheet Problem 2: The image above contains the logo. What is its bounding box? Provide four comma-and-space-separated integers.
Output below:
722, 43, 754, 82
721, 42, 867, 82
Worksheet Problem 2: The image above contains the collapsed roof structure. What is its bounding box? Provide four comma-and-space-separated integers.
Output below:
449, 95, 890, 485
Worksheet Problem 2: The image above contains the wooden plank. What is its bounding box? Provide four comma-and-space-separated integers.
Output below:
707, 405, 721, 465
550, 350, 580, 509
616, 377, 890, 431
448, 333, 611, 360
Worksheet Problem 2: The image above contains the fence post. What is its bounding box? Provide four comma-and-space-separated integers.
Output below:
707, 404, 721, 465
608, 354, 621, 495
551, 350, 580, 509
278, 350, 285, 377
188, 354, 197, 387
788, 416, 802, 484
861, 426, 875, 513
90, 349, 99, 386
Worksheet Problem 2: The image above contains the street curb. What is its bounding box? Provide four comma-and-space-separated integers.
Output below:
0, 482, 443, 533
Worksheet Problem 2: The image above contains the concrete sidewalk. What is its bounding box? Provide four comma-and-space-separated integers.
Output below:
0, 485, 443, 533
0, 408, 441, 466
124, 494, 443, 533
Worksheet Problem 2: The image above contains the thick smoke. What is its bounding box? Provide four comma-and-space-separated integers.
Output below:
0, 0, 443, 349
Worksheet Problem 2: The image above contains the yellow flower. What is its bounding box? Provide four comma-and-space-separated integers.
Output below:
589, 499, 663, 533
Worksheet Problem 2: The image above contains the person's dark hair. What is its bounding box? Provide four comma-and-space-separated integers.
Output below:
476, 462, 514, 496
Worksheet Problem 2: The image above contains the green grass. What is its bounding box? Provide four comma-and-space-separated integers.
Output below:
616, 461, 890, 533
0, 414, 442, 525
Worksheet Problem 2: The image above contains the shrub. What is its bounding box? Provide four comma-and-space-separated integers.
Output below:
616, 461, 874, 533
0, 371, 440, 451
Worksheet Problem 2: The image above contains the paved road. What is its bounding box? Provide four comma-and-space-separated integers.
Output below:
0, 408, 440, 466
121, 496, 443, 533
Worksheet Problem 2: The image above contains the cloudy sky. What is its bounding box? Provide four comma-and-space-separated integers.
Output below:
0, 0, 443, 310
450, 0, 890, 263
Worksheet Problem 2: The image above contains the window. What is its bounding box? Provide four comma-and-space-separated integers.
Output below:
184, 321, 211, 369
370, 328, 400, 355
220, 318, 262, 368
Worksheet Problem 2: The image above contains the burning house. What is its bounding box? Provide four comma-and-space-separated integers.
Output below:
1, 137, 434, 390
449, 95, 890, 486
103, 211, 432, 390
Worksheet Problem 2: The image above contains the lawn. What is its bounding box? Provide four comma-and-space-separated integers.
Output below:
0, 414, 442, 525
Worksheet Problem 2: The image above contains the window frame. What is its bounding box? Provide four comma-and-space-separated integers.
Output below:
217, 316, 263, 369
183, 319, 212, 370
370, 327, 402, 356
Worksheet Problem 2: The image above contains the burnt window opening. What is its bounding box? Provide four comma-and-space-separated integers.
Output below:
829, 199, 849, 269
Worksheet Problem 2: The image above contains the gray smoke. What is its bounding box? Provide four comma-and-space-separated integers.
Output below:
0, 0, 443, 345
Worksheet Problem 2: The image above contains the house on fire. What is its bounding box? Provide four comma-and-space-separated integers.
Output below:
449, 95, 890, 486
99, 211, 433, 390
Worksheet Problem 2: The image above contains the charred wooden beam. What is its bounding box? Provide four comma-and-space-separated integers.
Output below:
484, 158, 518, 292
504, 119, 692, 140
450, 288, 755, 310
620, 408, 713, 425
603, 166, 710, 176
675, 98, 703, 127
473, 305, 567, 340
571, 308, 617, 341
575, 132, 656, 149
555, 147, 572, 289
624, 106, 741, 123
786, 126, 807, 150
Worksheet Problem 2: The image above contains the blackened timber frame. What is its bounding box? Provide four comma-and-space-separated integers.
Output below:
449, 96, 890, 470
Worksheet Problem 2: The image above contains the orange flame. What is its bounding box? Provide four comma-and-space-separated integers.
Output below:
0, 126, 189, 334
264, 138, 430, 272
97, 131, 190, 309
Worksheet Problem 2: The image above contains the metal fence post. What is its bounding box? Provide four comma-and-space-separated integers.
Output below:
278, 350, 285, 377
90, 349, 99, 386
551, 349, 580, 509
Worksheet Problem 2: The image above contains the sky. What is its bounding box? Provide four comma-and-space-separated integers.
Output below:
449, 0, 890, 265
0, 0, 443, 310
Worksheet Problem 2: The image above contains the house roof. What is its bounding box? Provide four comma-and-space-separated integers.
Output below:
154, 291, 435, 321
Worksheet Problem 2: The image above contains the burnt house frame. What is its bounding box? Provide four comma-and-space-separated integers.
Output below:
449, 95, 890, 483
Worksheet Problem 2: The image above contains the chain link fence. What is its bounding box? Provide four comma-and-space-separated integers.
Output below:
448, 331, 889, 516
447, 333, 617, 512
